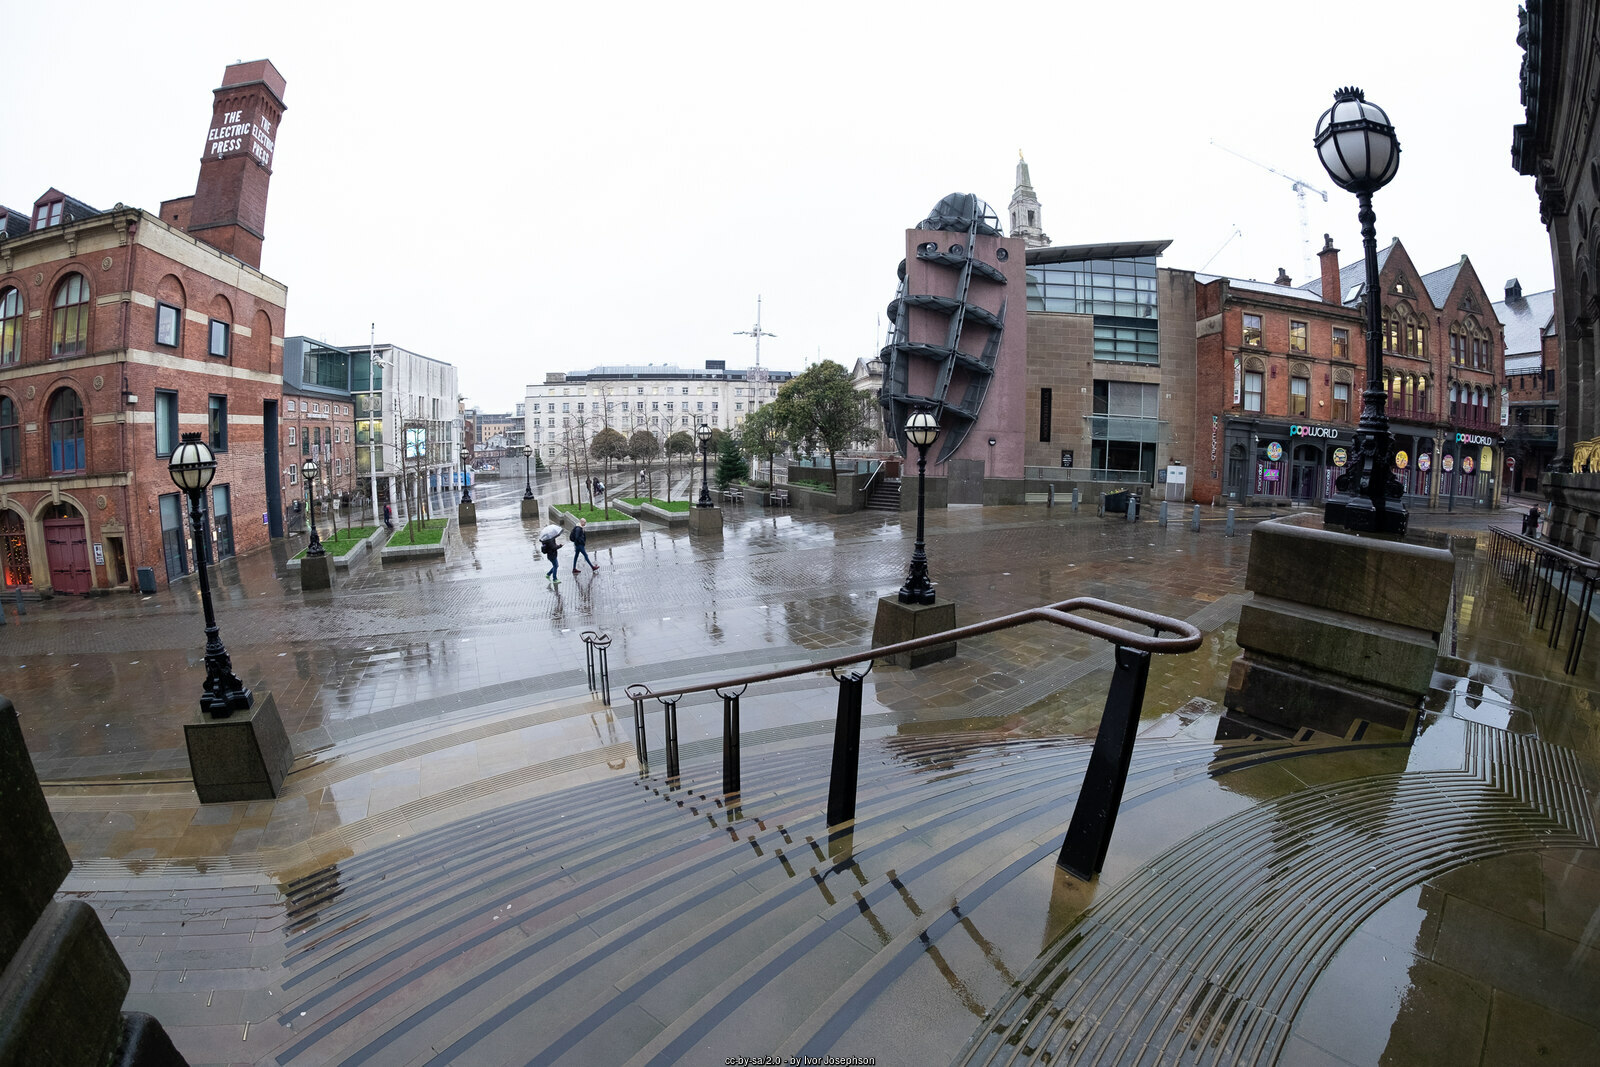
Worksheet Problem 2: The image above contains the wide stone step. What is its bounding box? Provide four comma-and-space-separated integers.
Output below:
954, 721, 1597, 1067
266, 727, 1322, 1064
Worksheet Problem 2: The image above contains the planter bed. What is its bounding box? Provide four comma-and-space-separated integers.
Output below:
549, 504, 639, 537
380, 518, 452, 562
287, 526, 383, 571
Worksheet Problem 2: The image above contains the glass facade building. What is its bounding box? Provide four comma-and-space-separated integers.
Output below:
1026, 256, 1160, 365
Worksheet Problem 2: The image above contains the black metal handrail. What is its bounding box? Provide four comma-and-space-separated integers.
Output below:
1489, 526, 1598, 674
581, 630, 612, 706
626, 596, 1201, 881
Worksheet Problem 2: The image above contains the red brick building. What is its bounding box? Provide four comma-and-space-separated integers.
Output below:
1193, 236, 1506, 509
1496, 281, 1559, 494
0, 61, 289, 594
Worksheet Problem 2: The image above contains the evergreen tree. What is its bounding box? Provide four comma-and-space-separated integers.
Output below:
715, 431, 749, 489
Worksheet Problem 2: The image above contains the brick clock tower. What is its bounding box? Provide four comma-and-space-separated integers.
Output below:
184, 60, 287, 269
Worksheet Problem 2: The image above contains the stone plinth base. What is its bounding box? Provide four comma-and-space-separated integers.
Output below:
1225, 517, 1452, 735
688, 505, 723, 536
300, 552, 332, 591
871, 596, 958, 667
185, 693, 292, 803
2, 696, 189, 1066
1, 900, 130, 1066
458, 500, 477, 527
520, 496, 541, 521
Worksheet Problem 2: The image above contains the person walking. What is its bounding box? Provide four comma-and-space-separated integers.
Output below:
571, 518, 598, 572
539, 527, 562, 582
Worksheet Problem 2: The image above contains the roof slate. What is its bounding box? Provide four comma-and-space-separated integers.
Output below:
1419, 259, 1465, 309
1493, 287, 1556, 356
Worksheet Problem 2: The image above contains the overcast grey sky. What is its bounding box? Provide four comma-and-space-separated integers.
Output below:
2, 0, 1549, 411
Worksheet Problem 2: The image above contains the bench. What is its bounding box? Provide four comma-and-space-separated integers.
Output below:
769, 488, 789, 506
722, 487, 744, 504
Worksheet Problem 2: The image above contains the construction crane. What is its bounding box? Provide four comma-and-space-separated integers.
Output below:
1210, 140, 1329, 281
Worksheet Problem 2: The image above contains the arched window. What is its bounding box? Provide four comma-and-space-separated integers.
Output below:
1382, 311, 1399, 353
0, 288, 20, 365
48, 389, 84, 472
0, 396, 17, 477
1450, 382, 1460, 420
1404, 376, 1416, 414
1449, 327, 1461, 365
51, 274, 89, 357
1416, 376, 1428, 413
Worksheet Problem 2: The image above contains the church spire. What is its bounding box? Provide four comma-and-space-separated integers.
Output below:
1008, 150, 1050, 248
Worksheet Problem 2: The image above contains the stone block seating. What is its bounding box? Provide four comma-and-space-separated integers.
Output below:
1, 697, 187, 1064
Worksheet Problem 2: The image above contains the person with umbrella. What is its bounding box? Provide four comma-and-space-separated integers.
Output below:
538, 523, 563, 583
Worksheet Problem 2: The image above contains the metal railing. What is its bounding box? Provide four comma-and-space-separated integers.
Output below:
1489, 527, 1599, 674
859, 458, 887, 500
627, 597, 1201, 881
581, 630, 612, 706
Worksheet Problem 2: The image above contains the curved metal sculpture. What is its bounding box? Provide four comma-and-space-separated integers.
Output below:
879, 193, 1009, 463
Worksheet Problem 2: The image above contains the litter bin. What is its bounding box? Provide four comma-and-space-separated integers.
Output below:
1102, 490, 1131, 515
136, 567, 157, 594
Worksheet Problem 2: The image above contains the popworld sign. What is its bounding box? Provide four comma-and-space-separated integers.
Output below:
1455, 432, 1495, 446
1289, 424, 1341, 439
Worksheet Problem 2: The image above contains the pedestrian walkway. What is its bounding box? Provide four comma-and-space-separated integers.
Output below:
5, 481, 1595, 1065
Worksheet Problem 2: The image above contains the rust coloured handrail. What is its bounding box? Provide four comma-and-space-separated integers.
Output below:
625, 596, 1201, 882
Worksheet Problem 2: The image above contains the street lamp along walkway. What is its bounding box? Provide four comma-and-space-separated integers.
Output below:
168, 433, 253, 718
522, 443, 535, 500
697, 423, 714, 508
302, 457, 324, 557
1314, 85, 1406, 537
898, 407, 940, 604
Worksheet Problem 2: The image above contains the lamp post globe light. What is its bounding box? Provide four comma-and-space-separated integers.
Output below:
168, 433, 253, 718
898, 407, 940, 605
697, 423, 713, 508
460, 447, 473, 504
1314, 86, 1406, 537
301, 457, 324, 557
522, 443, 535, 499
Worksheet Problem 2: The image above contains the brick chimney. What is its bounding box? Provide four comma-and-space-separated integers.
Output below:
1274, 267, 1292, 286
186, 60, 286, 269
1318, 234, 1341, 305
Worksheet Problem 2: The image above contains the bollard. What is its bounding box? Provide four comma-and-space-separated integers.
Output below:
1048, 483, 1055, 508
1071, 487, 1080, 512
13, 589, 24, 616
1158, 501, 1169, 527
1191, 504, 1201, 532
1226, 507, 1236, 537
1126, 495, 1139, 523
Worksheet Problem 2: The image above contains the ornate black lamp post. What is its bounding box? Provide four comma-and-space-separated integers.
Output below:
696, 423, 713, 507
460, 446, 472, 504
301, 457, 324, 557
522, 443, 535, 499
168, 433, 253, 718
898, 407, 940, 604
1315, 86, 1406, 536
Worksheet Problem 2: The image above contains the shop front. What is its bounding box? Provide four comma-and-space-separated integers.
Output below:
1387, 425, 1438, 504
1221, 418, 1356, 506
1433, 430, 1503, 509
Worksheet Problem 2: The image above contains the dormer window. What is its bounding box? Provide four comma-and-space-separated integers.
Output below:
34, 200, 63, 230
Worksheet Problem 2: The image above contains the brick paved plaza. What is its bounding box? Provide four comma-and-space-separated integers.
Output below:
3, 477, 1596, 1065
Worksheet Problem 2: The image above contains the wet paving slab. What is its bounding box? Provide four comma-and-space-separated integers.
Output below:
7, 485, 1599, 1064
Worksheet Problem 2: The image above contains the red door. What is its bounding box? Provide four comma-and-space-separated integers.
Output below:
43, 518, 92, 594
